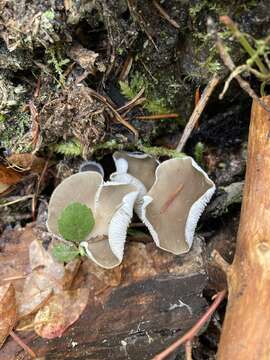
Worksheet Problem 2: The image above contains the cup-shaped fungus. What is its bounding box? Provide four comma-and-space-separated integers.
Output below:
47, 171, 138, 268
138, 157, 215, 254
111, 151, 159, 210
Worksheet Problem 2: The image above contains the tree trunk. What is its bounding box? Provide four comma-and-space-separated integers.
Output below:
217, 97, 270, 359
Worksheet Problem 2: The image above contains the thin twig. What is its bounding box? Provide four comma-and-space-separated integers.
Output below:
117, 87, 145, 112
152, 0, 180, 29
2, 274, 28, 282
208, 17, 270, 113
10, 330, 36, 358
89, 89, 139, 141
185, 340, 193, 360
135, 113, 179, 120
211, 249, 230, 275
176, 74, 220, 152
152, 290, 226, 360
0, 195, 34, 208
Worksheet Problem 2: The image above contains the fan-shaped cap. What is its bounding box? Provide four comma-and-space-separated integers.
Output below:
112, 151, 159, 191
47, 171, 138, 269
138, 157, 215, 254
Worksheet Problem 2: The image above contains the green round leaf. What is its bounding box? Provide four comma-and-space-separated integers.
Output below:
57, 202, 95, 242
52, 243, 80, 263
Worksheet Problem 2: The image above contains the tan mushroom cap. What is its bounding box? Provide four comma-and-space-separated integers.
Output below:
47, 171, 103, 238
113, 151, 158, 191
139, 157, 215, 255
82, 182, 138, 268
47, 171, 138, 269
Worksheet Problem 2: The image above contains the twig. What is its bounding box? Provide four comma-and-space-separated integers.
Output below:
0, 195, 34, 208
10, 330, 36, 358
89, 88, 139, 141
208, 17, 270, 113
32, 158, 49, 220
219, 16, 267, 75
211, 249, 230, 275
185, 340, 193, 360
152, 290, 226, 360
152, 0, 180, 29
117, 87, 145, 112
176, 74, 220, 152
2, 274, 28, 281
135, 113, 179, 120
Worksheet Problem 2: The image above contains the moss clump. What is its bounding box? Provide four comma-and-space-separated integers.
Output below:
137, 142, 185, 159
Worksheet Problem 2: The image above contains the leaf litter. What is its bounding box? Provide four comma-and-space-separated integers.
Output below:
0, 235, 89, 354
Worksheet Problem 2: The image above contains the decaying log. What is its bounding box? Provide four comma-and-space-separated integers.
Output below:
217, 97, 270, 359
0, 225, 208, 360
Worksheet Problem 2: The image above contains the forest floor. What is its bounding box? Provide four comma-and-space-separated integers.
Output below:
0, 1, 270, 359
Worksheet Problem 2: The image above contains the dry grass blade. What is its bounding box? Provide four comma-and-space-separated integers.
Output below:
10, 330, 36, 358
176, 74, 220, 152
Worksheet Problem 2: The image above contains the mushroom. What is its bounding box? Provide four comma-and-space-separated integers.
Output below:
79, 161, 104, 177
47, 171, 138, 269
112, 151, 159, 191
137, 157, 215, 254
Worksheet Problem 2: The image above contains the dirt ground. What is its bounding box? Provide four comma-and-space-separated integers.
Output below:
0, 0, 270, 359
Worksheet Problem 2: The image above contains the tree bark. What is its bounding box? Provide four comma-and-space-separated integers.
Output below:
217, 96, 270, 359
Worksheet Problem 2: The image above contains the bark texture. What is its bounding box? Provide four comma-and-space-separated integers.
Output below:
217, 97, 270, 359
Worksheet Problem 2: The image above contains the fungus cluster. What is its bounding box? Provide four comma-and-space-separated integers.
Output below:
47, 152, 215, 268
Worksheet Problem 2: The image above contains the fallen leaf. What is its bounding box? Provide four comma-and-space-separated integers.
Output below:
0, 283, 17, 348
34, 288, 89, 339
6, 153, 47, 174
18, 240, 80, 318
0, 164, 22, 195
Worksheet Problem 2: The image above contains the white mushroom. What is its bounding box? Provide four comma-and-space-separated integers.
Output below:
111, 151, 159, 211
47, 171, 138, 269
137, 157, 215, 254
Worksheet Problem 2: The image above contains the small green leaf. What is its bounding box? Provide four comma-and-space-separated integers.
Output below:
58, 202, 95, 242
52, 243, 80, 263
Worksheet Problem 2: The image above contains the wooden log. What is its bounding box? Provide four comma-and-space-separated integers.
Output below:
0, 225, 208, 360
217, 97, 270, 359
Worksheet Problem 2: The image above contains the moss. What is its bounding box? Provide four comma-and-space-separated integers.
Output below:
1, 111, 32, 152
137, 142, 185, 159
46, 46, 70, 87
194, 142, 204, 165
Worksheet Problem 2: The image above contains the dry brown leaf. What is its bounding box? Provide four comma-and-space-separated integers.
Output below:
18, 240, 80, 319
34, 288, 89, 339
6, 153, 46, 174
0, 164, 22, 195
0, 283, 17, 348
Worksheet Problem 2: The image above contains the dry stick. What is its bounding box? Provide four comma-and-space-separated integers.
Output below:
10, 330, 36, 359
89, 89, 139, 141
152, 0, 180, 29
217, 97, 270, 359
135, 113, 179, 120
176, 74, 220, 152
152, 290, 226, 360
